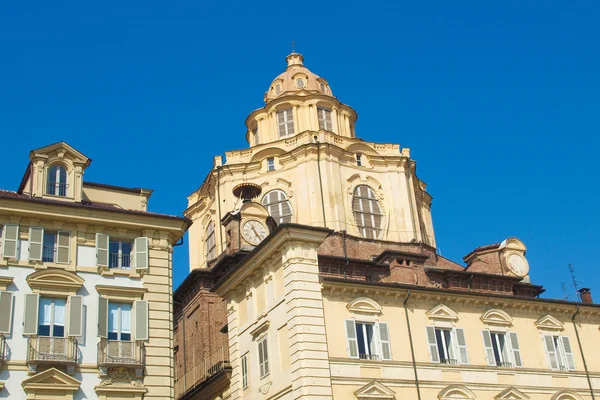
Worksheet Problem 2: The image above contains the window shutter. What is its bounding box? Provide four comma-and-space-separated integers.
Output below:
508, 332, 523, 367
318, 108, 325, 130
67, 295, 83, 337
28, 227, 44, 261
134, 300, 149, 341
543, 335, 558, 369
98, 296, 108, 338
561, 336, 576, 370
286, 109, 294, 136
454, 328, 469, 364
377, 322, 392, 360
2, 224, 19, 259
426, 326, 440, 363
56, 231, 70, 264
345, 320, 359, 359
96, 233, 109, 267
23, 293, 39, 335
325, 109, 332, 130
0, 291, 14, 334
134, 237, 149, 270
481, 330, 496, 366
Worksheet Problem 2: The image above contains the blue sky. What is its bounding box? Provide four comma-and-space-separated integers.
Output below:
1, 1, 599, 299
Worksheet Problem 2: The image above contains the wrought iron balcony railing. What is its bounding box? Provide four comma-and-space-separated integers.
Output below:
46, 181, 68, 196
109, 253, 132, 269
359, 353, 380, 361
440, 358, 459, 365
497, 361, 513, 368
98, 339, 145, 367
27, 336, 78, 374
175, 346, 230, 400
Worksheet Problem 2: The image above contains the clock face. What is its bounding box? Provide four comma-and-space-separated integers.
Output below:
508, 254, 528, 276
242, 220, 268, 245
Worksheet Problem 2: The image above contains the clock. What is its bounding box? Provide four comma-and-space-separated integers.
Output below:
242, 220, 268, 245
507, 253, 529, 277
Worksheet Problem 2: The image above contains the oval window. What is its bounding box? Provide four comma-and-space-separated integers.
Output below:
296, 79, 305, 89
352, 186, 383, 239
275, 84, 281, 95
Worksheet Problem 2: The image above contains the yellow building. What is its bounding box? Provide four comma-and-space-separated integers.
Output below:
177, 53, 600, 400
0, 142, 190, 399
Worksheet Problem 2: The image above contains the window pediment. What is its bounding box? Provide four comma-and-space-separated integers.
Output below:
481, 309, 512, 327
347, 297, 382, 315
550, 390, 584, 400
22, 367, 81, 396
534, 314, 564, 331
26, 269, 84, 296
354, 380, 395, 399
438, 384, 476, 399
495, 387, 530, 399
427, 304, 458, 322
0, 276, 13, 291
95, 285, 147, 302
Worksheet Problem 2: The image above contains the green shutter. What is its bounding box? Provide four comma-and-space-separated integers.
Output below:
67, 295, 83, 337
23, 293, 39, 335
96, 233, 109, 267
134, 237, 149, 270
98, 296, 108, 338
134, 300, 149, 341
28, 227, 44, 261
56, 231, 70, 264
2, 224, 19, 259
0, 291, 14, 334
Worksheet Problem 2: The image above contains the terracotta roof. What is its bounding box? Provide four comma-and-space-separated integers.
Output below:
463, 242, 501, 261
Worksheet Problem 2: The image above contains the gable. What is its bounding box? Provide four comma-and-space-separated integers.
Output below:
30, 142, 90, 167
354, 380, 395, 399
427, 304, 459, 322
495, 387, 530, 399
535, 314, 564, 331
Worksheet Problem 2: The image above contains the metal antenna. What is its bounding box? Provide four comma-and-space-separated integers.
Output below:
568, 263, 581, 301
561, 281, 569, 301
291, 41, 296, 53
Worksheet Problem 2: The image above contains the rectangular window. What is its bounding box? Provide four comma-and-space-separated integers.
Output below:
356, 322, 377, 360
42, 231, 56, 262
356, 153, 363, 167
109, 240, 132, 269
545, 335, 575, 370
267, 157, 275, 171
258, 336, 270, 379
436, 329, 456, 364
38, 297, 66, 337
317, 107, 333, 131
242, 353, 249, 389
489, 332, 512, 367
345, 320, 392, 361
277, 108, 294, 137
108, 302, 132, 341
253, 127, 259, 146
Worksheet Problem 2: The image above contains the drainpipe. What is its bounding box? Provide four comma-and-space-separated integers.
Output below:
316, 140, 327, 228
572, 306, 595, 400
404, 290, 422, 400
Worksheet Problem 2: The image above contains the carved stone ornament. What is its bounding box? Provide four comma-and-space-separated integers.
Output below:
99, 378, 113, 387
259, 381, 272, 395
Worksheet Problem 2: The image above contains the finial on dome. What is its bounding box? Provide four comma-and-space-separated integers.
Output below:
286, 52, 304, 67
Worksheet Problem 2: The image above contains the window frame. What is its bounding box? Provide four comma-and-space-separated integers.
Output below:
352, 185, 383, 239
317, 107, 333, 131
345, 319, 392, 361
241, 353, 249, 389
277, 108, 295, 138
107, 302, 132, 342
261, 190, 293, 224
108, 239, 133, 270
46, 164, 68, 197
38, 297, 66, 338
206, 222, 216, 261
267, 157, 275, 171
356, 153, 363, 167
257, 335, 270, 379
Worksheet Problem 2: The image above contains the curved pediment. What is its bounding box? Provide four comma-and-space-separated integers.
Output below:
427, 304, 459, 322
495, 387, 530, 399
438, 384, 476, 399
27, 269, 84, 295
347, 297, 382, 315
481, 309, 512, 327
355, 380, 395, 399
535, 314, 564, 331
550, 390, 584, 400
346, 143, 379, 156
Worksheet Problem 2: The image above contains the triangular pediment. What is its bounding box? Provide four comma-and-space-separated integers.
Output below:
22, 367, 81, 394
354, 380, 395, 399
427, 304, 459, 322
438, 384, 476, 399
495, 387, 530, 399
535, 315, 564, 331
481, 309, 512, 326
347, 297, 382, 315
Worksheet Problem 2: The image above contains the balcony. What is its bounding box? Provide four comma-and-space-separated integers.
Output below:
27, 336, 78, 374
98, 339, 145, 377
175, 346, 231, 400
109, 253, 132, 269
359, 353, 380, 361
46, 181, 68, 197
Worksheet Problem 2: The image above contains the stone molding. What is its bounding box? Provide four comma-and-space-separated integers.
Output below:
26, 269, 84, 296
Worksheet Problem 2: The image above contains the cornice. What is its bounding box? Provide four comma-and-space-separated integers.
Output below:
0, 276, 13, 291
95, 285, 147, 301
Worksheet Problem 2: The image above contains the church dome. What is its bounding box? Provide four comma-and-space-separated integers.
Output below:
264, 53, 333, 103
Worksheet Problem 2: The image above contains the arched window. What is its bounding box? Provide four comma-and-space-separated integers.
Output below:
262, 190, 292, 224
47, 165, 67, 196
206, 222, 216, 261
352, 185, 382, 239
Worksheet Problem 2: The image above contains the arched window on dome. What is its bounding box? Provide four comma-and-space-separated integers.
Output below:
262, 190, 292, 224
205, 222, 216, 261
46, 164, 67, 196
353, 186, 382, 239
277, 108, 294, 137
275, 84, 281, 95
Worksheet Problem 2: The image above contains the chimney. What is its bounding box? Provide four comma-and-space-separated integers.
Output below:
578, 288, 593, 304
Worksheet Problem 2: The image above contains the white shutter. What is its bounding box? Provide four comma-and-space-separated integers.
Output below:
134, 300, 149, 341
481, 330, 496, 366
543, 335, 558, 369
2, 224, 19, 259
96, 233, 109, 267
377, 322, 391, 360
67, 295, 84, 337
56, 230, 70, 264
134, 237, 149, 270
98, 296, 108, 338
454, 328, 469, 364
345, 320, 359, 359
28, 227, 44, 261
0, 291, 14, 334
426, 326, 440, 363
508, 332, 523, 367
23, 293, 39, 335
561, 336, 576, 370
